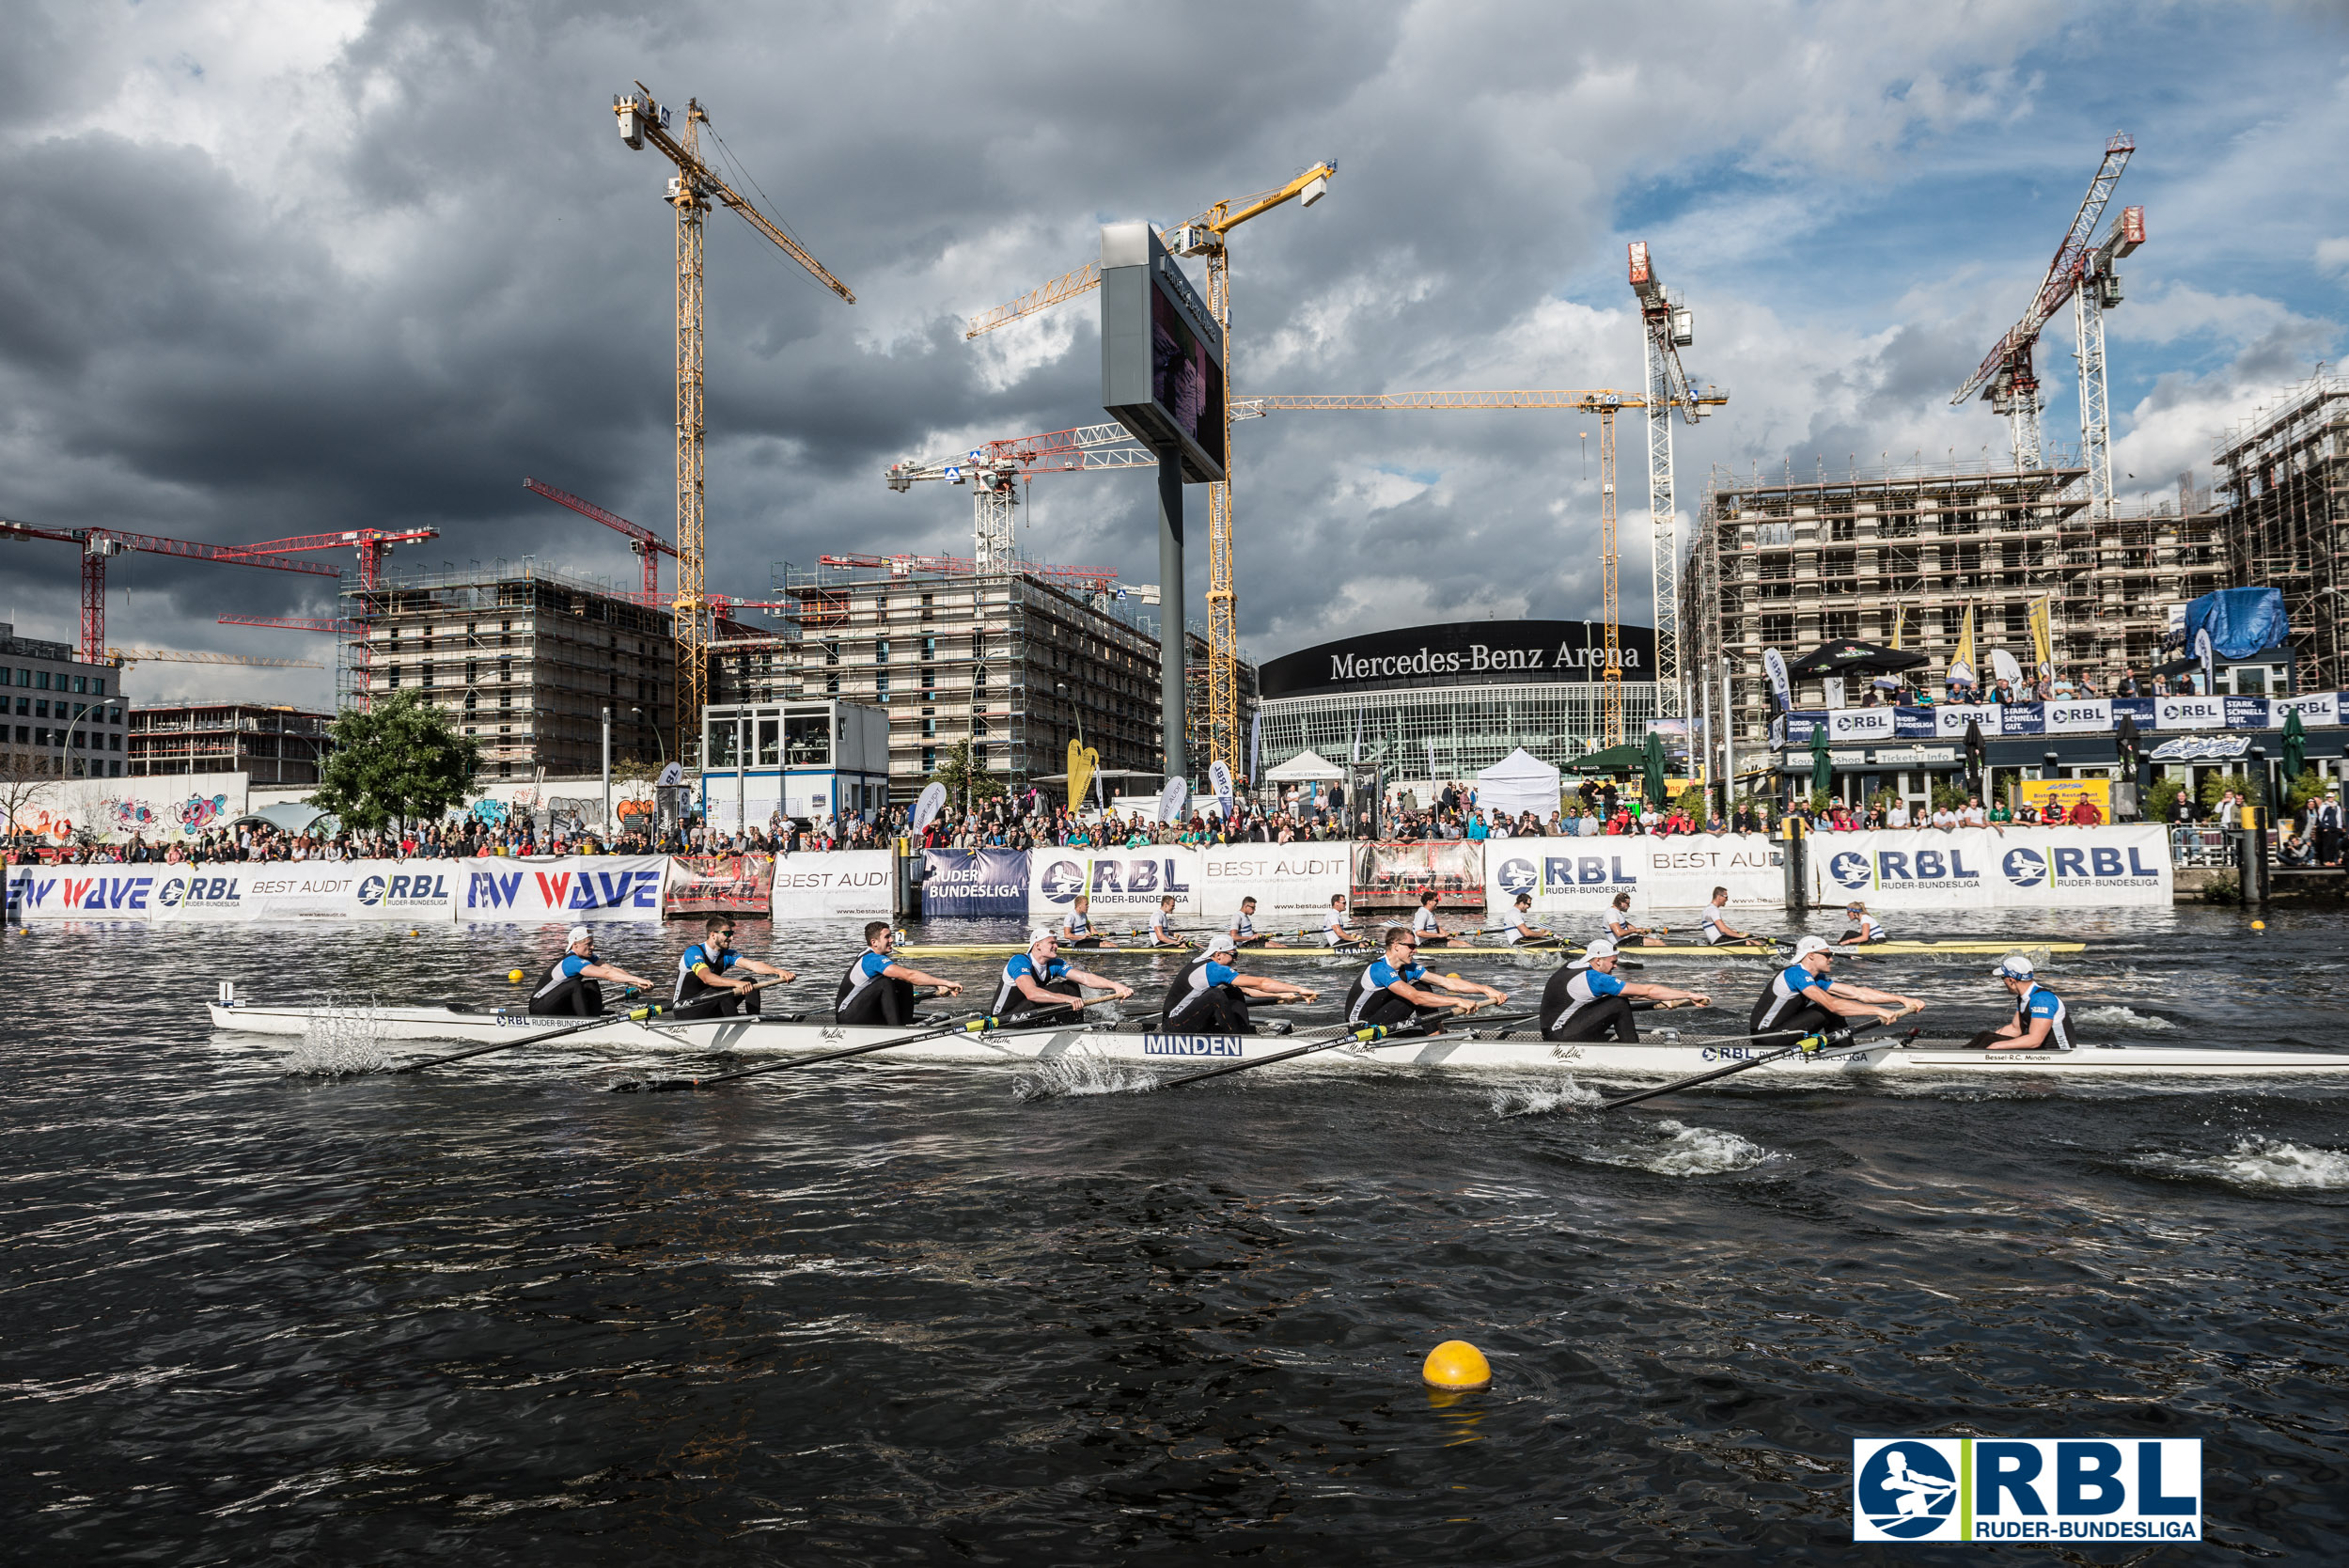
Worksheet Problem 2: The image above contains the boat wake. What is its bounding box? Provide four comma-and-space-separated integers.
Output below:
1011, 1054, 1159, 1101
1589, 1120, 1772, 1177
284, 1001, 391, 1076
2164, 1137, 2349, 1192
2076, 1005, 2178, 1032
1490, 1079, 1602, 1119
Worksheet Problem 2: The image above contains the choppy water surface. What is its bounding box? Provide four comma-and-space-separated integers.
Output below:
6, 903, 2348, 1563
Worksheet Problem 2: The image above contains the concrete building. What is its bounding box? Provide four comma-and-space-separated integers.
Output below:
2, 622, 128, 779
2213, 372, 2349, 689
128, 703, 332, 784
352, 562, 680, 779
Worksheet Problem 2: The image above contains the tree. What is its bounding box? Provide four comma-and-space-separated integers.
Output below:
928, 739, 1003, 817
311, 694, 479, 833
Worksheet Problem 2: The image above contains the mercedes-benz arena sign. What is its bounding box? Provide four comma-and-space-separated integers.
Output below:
1257, 619, 1661, 699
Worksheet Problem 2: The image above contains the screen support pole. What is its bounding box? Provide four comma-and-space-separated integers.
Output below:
1157, 448, 1187, 787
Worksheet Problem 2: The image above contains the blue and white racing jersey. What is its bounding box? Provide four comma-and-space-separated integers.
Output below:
1545, 964, 1626, 1034
2016, 983, 2073, 1049
1348, 958, 1427, 1022
1167, 956, 1240, 1021
994, 953, 1072, 1013
673, 942, 738, 1004
1755, 963, 1828, 1031
840, 949, 892, 1002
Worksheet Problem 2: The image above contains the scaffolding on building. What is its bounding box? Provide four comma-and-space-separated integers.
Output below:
2212, 371, 2349, 689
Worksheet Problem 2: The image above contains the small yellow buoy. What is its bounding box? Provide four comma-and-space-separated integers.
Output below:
2251, 920, 2266, 933
509, 968, 525, 982
1421, 1340, 1492, 1390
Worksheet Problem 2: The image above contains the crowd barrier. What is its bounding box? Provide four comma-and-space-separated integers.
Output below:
2, 855, 669, 924
1806, 825, 2172, 909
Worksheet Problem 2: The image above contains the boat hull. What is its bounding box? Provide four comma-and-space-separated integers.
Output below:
893, 939, 2085, 962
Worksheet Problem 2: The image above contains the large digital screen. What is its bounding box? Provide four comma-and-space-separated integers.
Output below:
1101, 222, 1226, 482
1151, 282, 1223, 473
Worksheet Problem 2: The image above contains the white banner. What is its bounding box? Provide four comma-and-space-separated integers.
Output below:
2156, 695, 2225, 729
5, 865, 160, 922
458, 855, 669, 922
2043, 698, 2112, 735
149, 861, 464, 923
771, 850, 896, 918
1483, 834, 1781, 921
1811, 826, 2170, 910
1935, 705, 2001, 738
1198, 844, 1351, 923
1826, 707, 1894, 742
1028, 847, 1205, 918
2274, 692, 2341, 728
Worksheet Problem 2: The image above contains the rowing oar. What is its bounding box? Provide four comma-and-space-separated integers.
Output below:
388, 977, 793, 1074
1157, 1000, 1512, 1090
1597, 1021, 1918, 1112
625, 1011, 994, 1093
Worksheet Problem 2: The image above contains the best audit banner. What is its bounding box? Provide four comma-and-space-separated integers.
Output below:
1808, 825, 2170, 910
771, 850, 895, 918
459, 856, 668, 922
1483, 834, 1782, 917
1198, 844, 1352, 922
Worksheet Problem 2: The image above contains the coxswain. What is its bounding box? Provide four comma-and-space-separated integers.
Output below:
1411, 889, 1456, 948
1148, 895, 1184, 948
1699, 886, 1754, 947
1342, 926, 1507, 1028
1497, 892, 1556, 947
669, 915, 794, 1020
1062, 894, 1112, 949
1229, 895, 1274, 949
1749, 935, 1922, 1043
992, 927, 1134, 1028
1836, 902, 1887, 946
1322, 893, 1366, 949
1966, 954, 2073, 1051
530, 925, 657, 1018
1604, 891, 1667, 948
1162, 932, 1318, 1034
836, 921, 963, 1027
1538, 937, 1709, 1043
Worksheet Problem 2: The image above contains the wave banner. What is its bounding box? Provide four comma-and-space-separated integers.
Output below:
665, 855, 777, 918
772, 850, 896, 918
1027, 848, 1204, 918
1484, 833, 1781, 920
921, 849, 1029, 917
1198, 844, 1352, 924
460, 856, 669, 922
5, 865, 161, 922
1809, 826, 2169, 910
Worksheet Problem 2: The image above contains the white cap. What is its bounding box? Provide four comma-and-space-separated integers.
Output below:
1583, 937, 1619, 962
1027, 926, 1056, 948
566, 925, 593, 947
1791, 936, 1832, 962
1991, 953, 2035, 980
1205, 931, 1236, 954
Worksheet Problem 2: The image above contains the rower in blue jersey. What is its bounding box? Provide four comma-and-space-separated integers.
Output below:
1341, 927, 1507, 1028
1605, 891, 1667, 948
993, 928, 1134, 1029
1749, 936, 1922, 1043
1967, 954, 2073, 1051
1538, 937, 1710, 1042
836, 921, 963, 1027
1835, 902, 1887, 946
1497, 892, 1557, 947
1161, 932, 1319, 1033
1699, 886, 1755, 946
669, 915, 794, 1020
530, 925, 657, 1017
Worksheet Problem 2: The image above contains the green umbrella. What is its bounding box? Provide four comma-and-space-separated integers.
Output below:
1642, 730, 1669, 808
2283, 707, 2308, 781
1809, 721, 1833, 796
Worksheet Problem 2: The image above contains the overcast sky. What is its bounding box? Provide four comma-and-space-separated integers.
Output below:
5, 0, 2345, 707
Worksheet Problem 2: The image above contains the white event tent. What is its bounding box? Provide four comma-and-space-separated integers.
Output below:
1474, 747, 1561, 818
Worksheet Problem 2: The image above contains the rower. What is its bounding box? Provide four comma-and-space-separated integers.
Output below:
530, 925, 657, 1018
1605, 891, 1667, 948
992, 927, 1134, 1029
1967, 954, 2073, 1051
1498, 892, 1556, 947
1342, 926, 1508, 1028
1836, 902, 1887, 946
1162, 932, 1318, 1034
1229, 895, 1272, 949
670, 915, 794, 1020
1412, 889, 1456, 947
1321, 893, 1366, 949
1062, 894, 1112, 949
1699, 887, 1753, 947
1148, 896, 1184, 948
836, 921, 963, 1027
1749, 935, 1921, 1043
1538, 937, 1709, 1043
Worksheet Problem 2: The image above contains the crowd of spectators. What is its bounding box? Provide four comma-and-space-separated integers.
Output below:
1837, 663, 2202, 710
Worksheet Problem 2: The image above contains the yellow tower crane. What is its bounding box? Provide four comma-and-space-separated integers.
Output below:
614, 82, 854, 761
965, 162, 1336, 772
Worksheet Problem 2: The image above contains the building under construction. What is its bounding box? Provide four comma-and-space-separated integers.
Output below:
2213, 372, 2348, 689
352, 561, 681, 778
1684, 457, 2228, 750
128, 703, 333, 784
771, 556, 1243, 800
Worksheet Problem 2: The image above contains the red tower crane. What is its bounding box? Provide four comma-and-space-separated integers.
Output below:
523, 478, 679, 595
0, 518, 342, 664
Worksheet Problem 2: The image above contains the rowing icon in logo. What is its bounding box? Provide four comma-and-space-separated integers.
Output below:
1828, 852, 1871, 890
2001, 847, 2046, 888
156, 876, 186, 909
1855, 1440, 1959, 1539
1039, 860, 1086, 902
1496, 857, 1537, 898
355, 876, 385, 907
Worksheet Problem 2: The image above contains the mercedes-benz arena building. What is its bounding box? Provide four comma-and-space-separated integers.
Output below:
1254, 619, 1662, 780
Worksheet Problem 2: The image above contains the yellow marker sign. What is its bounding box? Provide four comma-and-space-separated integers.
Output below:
2018, 777, 2111, 823
1066, 737, 1100, 812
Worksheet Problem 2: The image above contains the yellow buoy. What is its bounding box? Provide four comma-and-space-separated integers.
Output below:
508, 968, 525, 982
1421, 1340, 1492, 1390
2251, 920, 2266, 933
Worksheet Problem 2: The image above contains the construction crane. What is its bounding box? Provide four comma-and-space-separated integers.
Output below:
963, 162, 1338, 770
613, 81, 855, 760
885, 421, 1154, 580
1952, 133, 2135, 470
110, 649, 323, 669
0, 518, 341, 665
2073, 204, 2145, 523
219, 615, 366, 635
1628, 242, 1724, 718
216, 527, 437, 708
524, 478, 679, 595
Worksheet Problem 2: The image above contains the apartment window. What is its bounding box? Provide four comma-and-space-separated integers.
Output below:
34, 699, 47, 718
35, 671, 49, 690
110, 733, 120, 751
921, 745, 936, 771
422, 665, 436, 688
876, 673, 890, 701
388, 666, 402, 688
499, 691, 512, 709
1760, 613, 1794, 646
876, 640, 890, 664
109, 760, 122, 777
90, 677, 105, 698
921, 635, 936, 658
1823, 611, 1860, 642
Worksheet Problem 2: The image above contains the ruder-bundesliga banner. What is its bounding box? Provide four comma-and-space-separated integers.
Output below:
771, 850, 895, 918
1779, 692, 2349, 745
1352, 840, 1485, 908
921, 849, 1029, 917
460, 855, 668, 922
1854, 1436, 2200, 1544
664, 855, 777, 919
1484, 834, 1781, 917
1028, 847, 1204, 918
1198, 844, 1351, 922
1810, 825, 2170, 910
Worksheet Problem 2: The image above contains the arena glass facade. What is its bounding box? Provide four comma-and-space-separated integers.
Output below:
1253, 620, 1661, 782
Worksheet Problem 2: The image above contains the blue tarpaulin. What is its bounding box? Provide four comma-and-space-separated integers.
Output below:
2184, 587, 2288, 660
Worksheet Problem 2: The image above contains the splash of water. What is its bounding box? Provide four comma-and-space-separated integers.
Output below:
1011, 1053, 1159, 1102
2075, 1005, 2177, 1032
1490, 1078, 1602, 1119
1590, 1119, 1771, 1177
284, 1002, 392, 1076
2170, 1137, 2349, 1191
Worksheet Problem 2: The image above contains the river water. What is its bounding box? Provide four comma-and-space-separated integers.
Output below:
6, 903, 2347, 1563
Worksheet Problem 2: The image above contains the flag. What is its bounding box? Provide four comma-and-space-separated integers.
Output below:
1350, 704, 1363, 764
1247, 710, 1261, 783
1762, 647, 1791, 711
1950, 606, 1976, 689
1889, 604, 1905, 651
2028, 595, 2053, 677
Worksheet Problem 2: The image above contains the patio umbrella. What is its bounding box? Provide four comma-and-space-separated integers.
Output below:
1785, 638, 1930, 680
1809, 722, 1833, 796
1642, 730, 1669, 808
2282, 707, 2308, 781
1564, 743, 1645, 774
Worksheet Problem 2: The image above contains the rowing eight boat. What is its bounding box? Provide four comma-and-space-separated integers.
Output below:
889, 938, 2086, 961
